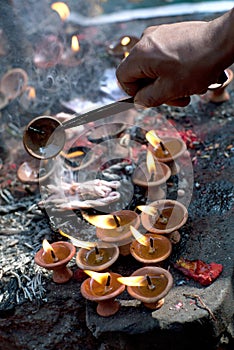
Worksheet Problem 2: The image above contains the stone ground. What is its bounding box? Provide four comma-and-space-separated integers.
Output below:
0, 1, 233, 350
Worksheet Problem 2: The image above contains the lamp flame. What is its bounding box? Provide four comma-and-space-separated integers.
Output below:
121, 36, 131, 46
146, 130, 161, 148
27, 86, 36, 100
42, 239, 58, 262
130, 225, 148, 246
84, 270, 110, 285
51, 2, 70, 21
117, 275, 146, 287
59, 230, 95, 249
82, 212, 121, 229
137, 205, 159, 216
71, 35, 80, 52
146, 150, 156, 179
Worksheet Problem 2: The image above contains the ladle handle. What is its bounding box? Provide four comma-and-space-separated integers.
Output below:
62, 97, 134, 130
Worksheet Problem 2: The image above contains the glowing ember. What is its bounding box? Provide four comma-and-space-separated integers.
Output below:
117, 275, 147, 287
84, 270, 110, 285
146, 150, 156, 180
59, 229, 95, 249
51, 2, 70, 21
71, 35, 80, 52
130, 225, 148, 246
121, 36, 131, 46
82, 213, 121, 229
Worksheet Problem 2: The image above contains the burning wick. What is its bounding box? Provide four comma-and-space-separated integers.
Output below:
113, 215, 120, 227
42, 239, 59, 263
159, 141, 169, 156
137, 205, 168, 224
28, 126, 45, 134
149, 237, 155, 254
146, 275, 155, 290
94, 245, 103, 263
105, 273, 111, 293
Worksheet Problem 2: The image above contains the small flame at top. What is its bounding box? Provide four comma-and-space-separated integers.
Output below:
84, 270, 110, 285
121, 36, 131, 46
59, 229, 95, 249
42, 239, 59, 262
27, 86, 36, 100
146, 150, 156, 177
82, 213, 121, 229
146, 130, 161, 148
71, 35, 80, 52
137, 205, 159, 216
51, 2, 70, 21
130, 225, 148, 246
117, 275, 147, 287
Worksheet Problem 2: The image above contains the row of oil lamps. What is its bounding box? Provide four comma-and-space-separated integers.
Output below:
35, 198, 188, 317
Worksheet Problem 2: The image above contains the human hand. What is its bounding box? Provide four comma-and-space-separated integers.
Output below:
116, 18, 230, 107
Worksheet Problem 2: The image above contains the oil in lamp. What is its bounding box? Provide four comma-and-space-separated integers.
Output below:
118, 266, 173, 310
206, 68, 233, 103
146, 130, 186, 175
84, 210, 140, 256
132, 149, 171, 201
34, 239, 76, 283
0, 68, 28, 101
59, 230, 119, 271
139, 199, 188, 235
80, 270, 125, 317
107, 35, 139, 58
129, 226, 172, 265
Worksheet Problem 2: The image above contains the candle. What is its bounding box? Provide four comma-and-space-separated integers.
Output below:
93, 210, 140, 256
147, 131, 186, 175
132, 156, 171, 201
107, 35, 139, 59
130, 226, 172, 264
80, 270, 125, 316
60, 35, 82, 67
118, 266, 173, 309
59, 229, 119, 271
34, 239, 76, 283
140, 199, 188, 234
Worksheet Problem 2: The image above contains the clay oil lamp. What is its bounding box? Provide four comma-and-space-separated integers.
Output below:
81, 270, 125, 316
60, 145, 97, 171
132, 149, 171, 201
146, 130, 186, 175
118, 266, 173, 310
33, 34, 64, 69
34, 239, 76, 283
0, 68, 28, 101
17, 158, 55, 184
23, 115, 66, 159
139, 199, 188, 235
206, 68, 234, 103
107, 35, 139, 59
59, 230, 119, 272
129, 226, 172, 265
87, 123, 126, 144
83, 210, 140, 256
